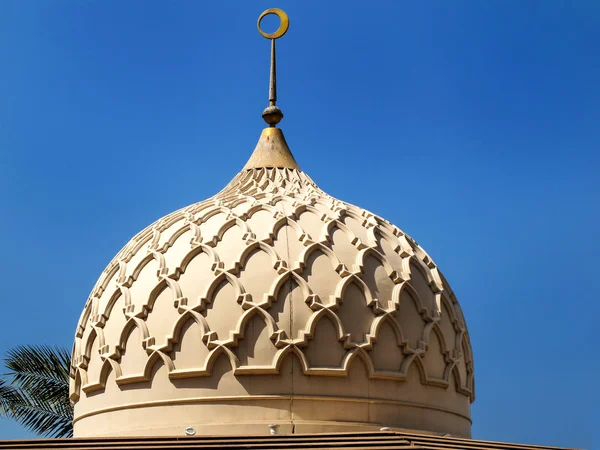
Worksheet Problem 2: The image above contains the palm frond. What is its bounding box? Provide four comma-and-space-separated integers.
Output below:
6, 393, 73, 438
5, 345, 71, 405
1, 345, 73, 438
0, 379, 24, 415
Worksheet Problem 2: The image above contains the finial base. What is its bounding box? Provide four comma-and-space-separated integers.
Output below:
262, 105, 283, 126
243, 127, 299, 170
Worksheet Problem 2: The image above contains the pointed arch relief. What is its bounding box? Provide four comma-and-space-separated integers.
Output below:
272, 345, 309, 375
228, 196, 255, 216
171, 344, 238, 380
116, 320, 150, 381
369, 316, 405, 373
202, 275, 245, 344
461, 333, 474, 367
268, 272, 314, 342
338, 348, 375, 379
412, 242, 435, 269
117, 231, 155, 279
454, 354, 470, 395
213, 223, 249, 271
272, 215, 307, 241
269, 195, 296, 213
301, 248, 342, 307
340, 212, 376, 248
164, 309, 210, 351
146, 278, 178, 311
239, 253, 278, 307
162, 225, 200, 271
255, 173, 277, 194
395, 232, 417, 254
144, 282, 181, 350
197, 208, 233, 245
82, 359, 117, 395
272, 221, 307, 267
395, 283, 429, 353
235, 312, 279, 368
374, 228, 405, 273
309, 198, 337, 218
448, 365, 470, 399
101, 285, 124, 319
174, 247, 218, 311
94, 264, 120, 318
438, 296, 460, 354
185, 199, 215, 218
82, 329, 104, 390
327, 222, 362, 271
239, 239, 282, 265
448, 291, 468, 332
229, 304, 279, 345
121, 253, 164, 314
70, 369, 82, 402
420, 325, 451, 387
408, 258, 439, 315
79, 312, 98, 354
152, 209, 187, 234
72, 338, 84, 367
295, 207, 327, 242
153, 216, 188, 251
456, 333, 475, 398
179, 242, 220, 271
170, 316, 212, 375
360, 251, 398, 312
335, 276, 377, 346
304, 313, 346, 369
401, 355, 426, 386
116, 350, 169, 386
245, 205, 281, 241
99, 292, 128, 355
299, 242, 344, 274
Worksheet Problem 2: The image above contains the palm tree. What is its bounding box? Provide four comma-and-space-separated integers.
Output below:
0, 345, 73, 438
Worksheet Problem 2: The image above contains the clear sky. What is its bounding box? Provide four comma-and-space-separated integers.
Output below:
0, 1, 598, 447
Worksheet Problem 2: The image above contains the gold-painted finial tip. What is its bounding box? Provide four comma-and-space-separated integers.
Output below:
258, 8, 288, 126
257, 8, 289, 40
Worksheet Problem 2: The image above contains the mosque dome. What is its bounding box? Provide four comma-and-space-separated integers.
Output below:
69, 9, 474, 439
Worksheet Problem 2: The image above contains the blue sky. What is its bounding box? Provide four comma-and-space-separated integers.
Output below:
0, 1, 598, 447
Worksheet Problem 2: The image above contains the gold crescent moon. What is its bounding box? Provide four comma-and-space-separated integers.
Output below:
257, 8, 289, 40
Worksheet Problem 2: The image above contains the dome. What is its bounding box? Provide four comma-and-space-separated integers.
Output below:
70, 128, 475, 437
69, 10, 474, 438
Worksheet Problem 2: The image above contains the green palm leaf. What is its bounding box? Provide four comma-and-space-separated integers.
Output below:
0, 345, 73, 438
5, 345, 71, 405
0, 379, 22, 414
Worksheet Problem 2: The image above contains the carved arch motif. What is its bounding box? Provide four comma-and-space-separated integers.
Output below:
70, 168, 476, 404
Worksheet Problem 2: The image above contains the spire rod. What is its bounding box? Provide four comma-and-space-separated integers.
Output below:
257, 8, 289, 127
269, 38, 277, 106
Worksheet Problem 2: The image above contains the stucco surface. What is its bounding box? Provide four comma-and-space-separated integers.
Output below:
70, 128, 475, 437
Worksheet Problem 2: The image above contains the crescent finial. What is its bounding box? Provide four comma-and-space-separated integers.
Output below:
257, 9, 289, 126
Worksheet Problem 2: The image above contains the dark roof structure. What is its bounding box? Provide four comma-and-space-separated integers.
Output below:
0, 431, 576, 450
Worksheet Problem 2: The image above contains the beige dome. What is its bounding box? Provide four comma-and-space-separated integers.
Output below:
70, 127, 475, 438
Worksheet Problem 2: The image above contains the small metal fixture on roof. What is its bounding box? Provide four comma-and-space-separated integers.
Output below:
184, 427, 196, 436
380, 427, 392, 431
268, 424, 280, 435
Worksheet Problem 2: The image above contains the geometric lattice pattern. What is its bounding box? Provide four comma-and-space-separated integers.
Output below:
70, 167, 474, 403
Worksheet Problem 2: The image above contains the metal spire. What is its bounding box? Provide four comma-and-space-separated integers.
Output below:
257, 8, 289, 127
243, 9, 298, 170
